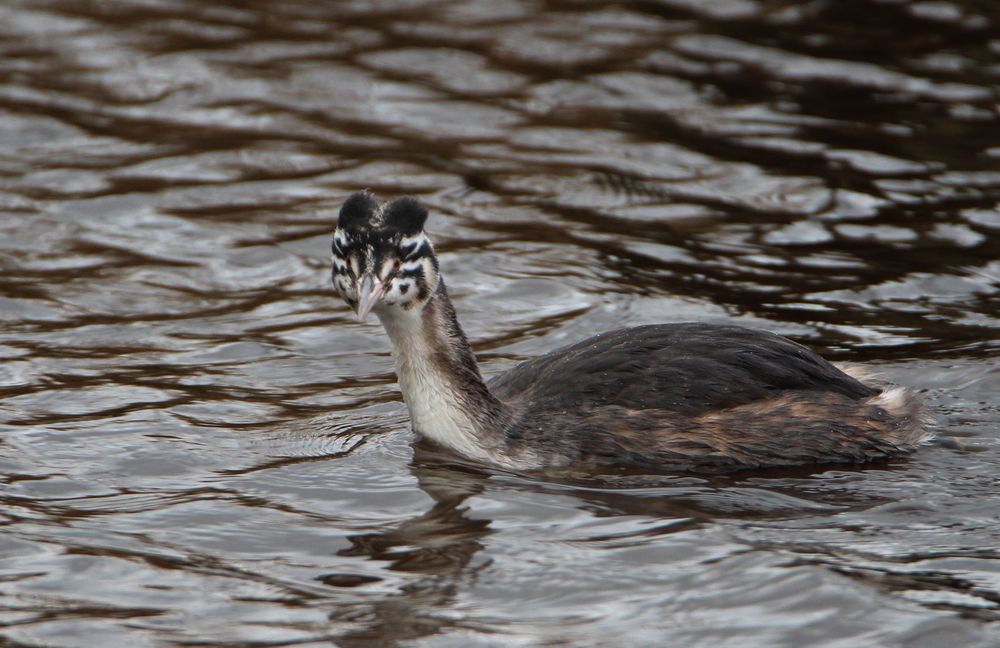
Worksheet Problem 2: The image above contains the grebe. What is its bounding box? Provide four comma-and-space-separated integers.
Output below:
330, 192, 931, 472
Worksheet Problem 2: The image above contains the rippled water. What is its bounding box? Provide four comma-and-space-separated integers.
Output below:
1, 1, 999, 645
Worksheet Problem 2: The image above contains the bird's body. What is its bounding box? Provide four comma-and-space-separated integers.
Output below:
331, 192, 930, 472
490, 324, 923, 471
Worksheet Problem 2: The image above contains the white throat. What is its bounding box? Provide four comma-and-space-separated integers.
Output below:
375, 305, 496, 461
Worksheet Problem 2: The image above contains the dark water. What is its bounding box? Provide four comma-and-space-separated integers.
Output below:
1, 0, 999, 645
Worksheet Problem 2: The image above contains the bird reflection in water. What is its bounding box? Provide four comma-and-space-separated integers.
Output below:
329, 454, 492, 647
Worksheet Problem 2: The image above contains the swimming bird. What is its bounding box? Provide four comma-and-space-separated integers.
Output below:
330, 192, 930, 472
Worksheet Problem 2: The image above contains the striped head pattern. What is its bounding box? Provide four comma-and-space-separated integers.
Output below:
331, 192, 440, 320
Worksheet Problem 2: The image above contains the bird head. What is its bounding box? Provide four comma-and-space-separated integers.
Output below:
331, 192, 440, 321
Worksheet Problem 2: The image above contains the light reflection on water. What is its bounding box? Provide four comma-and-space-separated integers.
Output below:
0, 1, 999, 646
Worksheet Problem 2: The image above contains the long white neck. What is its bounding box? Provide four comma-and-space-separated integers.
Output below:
375, 280, 510, 461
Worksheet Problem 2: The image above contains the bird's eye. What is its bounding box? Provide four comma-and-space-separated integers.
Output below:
392, 259, 402, 273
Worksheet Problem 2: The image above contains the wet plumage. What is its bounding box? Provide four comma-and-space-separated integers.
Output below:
330, 192, 931, 472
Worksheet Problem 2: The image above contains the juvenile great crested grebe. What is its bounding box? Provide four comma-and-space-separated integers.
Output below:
330, 192, 931, 472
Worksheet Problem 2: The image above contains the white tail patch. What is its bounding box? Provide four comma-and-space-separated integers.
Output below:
865, 383, 935, 447
868, 385, 909, 415
838, 363, 935, 447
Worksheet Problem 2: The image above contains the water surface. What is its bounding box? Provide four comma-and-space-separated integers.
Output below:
1, 1, 999, 646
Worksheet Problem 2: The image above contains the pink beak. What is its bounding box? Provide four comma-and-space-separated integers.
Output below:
356, 275, 385, 322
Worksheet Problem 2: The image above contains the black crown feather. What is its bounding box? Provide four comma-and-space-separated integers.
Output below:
337, 192, 428, 236
337, 192, 378, 231
383, 197, 428, 235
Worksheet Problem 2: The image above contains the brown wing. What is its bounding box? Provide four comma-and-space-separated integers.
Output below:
489, 323, 876, 418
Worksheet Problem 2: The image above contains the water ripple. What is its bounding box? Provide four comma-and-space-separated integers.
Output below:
0, 0, 998, 645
